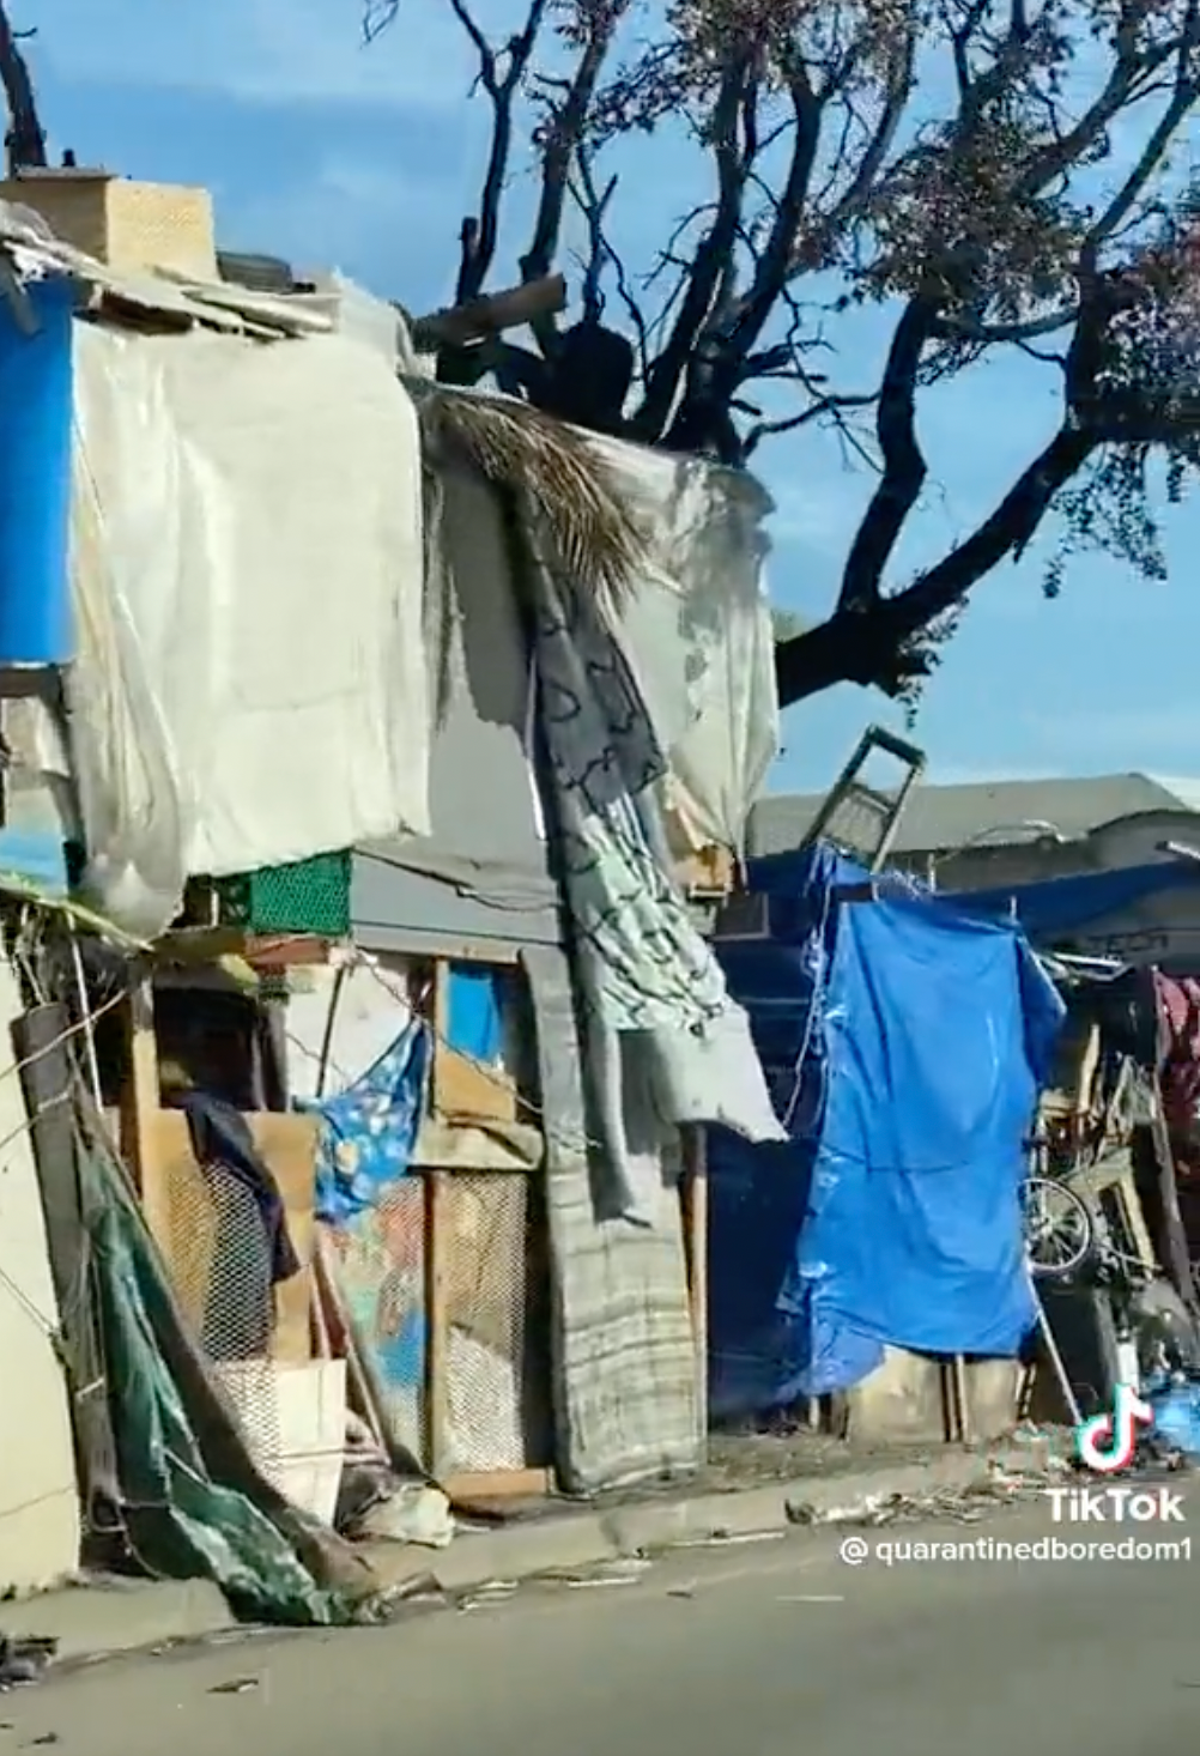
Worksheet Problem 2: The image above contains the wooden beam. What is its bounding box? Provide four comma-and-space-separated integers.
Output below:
118, 976, 170, 1253
150, 928, 334, 970
424, 1170, 450, 1480
408, 273, 566, 350
682, 1127, 708, 1439
444, 1468, 552, 1501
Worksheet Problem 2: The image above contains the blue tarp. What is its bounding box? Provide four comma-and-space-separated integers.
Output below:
942, 860, 1200, 941
0, 275, 75, 665
709, 845, 1063, 1419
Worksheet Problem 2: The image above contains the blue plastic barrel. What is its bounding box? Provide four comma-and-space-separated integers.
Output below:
0, 274, 76, 666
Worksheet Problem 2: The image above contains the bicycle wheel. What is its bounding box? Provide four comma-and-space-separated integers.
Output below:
1023, 1176, 1094, 1280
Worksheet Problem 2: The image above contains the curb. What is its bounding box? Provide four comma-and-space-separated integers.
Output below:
410, 1438, 1061, 1595
13, 1439, 1061, 1665
2, 1578, 234, 1665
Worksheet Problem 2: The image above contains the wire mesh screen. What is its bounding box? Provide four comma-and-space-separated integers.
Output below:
819, 789, 895, 866
443, 1174, 531, 1474
328, 1171, 551, 1477
158, 1151, 287, 1482
332, 1178, 427, 1466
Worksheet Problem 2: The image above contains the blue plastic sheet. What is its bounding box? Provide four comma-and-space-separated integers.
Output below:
447, 966, 503, 1064
0, 275, 76, 664
709, 845, 1063, 1418
942, 860, 1200, 941
301, 1019, 429, 1225
1146, 1375, 1200, 1456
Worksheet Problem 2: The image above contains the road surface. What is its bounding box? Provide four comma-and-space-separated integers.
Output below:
4, 1493, 1198, 1755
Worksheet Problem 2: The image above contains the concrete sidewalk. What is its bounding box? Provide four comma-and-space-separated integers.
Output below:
1, 1436, 1062, 1666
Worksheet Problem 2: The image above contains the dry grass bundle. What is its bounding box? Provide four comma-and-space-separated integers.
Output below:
415, 386, 648, 610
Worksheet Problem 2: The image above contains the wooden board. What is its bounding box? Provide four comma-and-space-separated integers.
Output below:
120, 1106, 319, 1365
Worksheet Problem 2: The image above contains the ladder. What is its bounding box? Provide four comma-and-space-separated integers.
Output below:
801, 725, 926, 874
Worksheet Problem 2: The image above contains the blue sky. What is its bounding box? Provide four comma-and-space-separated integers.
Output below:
27, 0, 1200, 795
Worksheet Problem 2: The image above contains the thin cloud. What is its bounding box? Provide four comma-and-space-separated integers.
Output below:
40, 0, 501, 110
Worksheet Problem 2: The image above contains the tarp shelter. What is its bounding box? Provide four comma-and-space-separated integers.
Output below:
941, 860, 1200, 945
350, 421, 778, 962
708, 845, 1063, 1419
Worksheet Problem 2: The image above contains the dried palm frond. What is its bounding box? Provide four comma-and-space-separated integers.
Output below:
414, 386, 648, 610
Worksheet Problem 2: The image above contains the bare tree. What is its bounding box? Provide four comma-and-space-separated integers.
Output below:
366, 0, 1200, 709
0, 2, 45, 174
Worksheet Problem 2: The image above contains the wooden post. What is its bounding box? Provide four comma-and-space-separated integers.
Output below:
118, 974, 169, 1253
682, 1126, 709, 1442
424, 1169, 450, 1480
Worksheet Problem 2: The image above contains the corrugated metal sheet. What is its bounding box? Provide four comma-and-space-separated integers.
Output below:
749, 772, 1200, 858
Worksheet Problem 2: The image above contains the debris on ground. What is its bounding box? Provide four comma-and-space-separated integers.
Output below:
785, 1462, 1061, 1530
0, 1640, 56, 1692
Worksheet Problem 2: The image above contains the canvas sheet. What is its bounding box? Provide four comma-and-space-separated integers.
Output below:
523, 944, 701, 1493
585, 432, 778, 856
522, 502, 783, 1223
67, 323, 429, 935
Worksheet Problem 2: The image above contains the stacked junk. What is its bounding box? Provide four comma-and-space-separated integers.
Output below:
706, 729, 1200, 1463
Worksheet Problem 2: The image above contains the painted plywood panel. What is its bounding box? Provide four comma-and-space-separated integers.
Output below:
0, 961, 80, 1589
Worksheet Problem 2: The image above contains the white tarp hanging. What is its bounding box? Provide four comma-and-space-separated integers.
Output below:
583, 431, 779, 857
67, 323, 430, 937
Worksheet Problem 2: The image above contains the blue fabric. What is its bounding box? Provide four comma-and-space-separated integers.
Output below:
709, 844, 1063, 1418
447, 967, 503, 1063
302, 1019, 429, 1225
1146, 1375, 1200, 1456
0, 276, 75, 664
942, 860, 1200, 940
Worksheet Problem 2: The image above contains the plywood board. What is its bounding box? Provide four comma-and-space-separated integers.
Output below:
0, 961, 81, 1589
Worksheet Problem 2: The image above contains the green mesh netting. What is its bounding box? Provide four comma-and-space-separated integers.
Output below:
86, 1141, 358, 1626
217, 851, 351, 937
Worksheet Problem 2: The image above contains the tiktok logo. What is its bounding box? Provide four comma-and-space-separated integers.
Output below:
1075, 1383, 1154, 1474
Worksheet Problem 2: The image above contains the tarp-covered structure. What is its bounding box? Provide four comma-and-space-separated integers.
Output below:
709, 845, 1063, 1420
0, 187, 786, 1515
942, 860, 1200, 944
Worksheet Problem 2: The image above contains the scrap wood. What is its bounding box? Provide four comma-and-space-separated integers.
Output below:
408, 273, 566, 350
149, 263, 334, 336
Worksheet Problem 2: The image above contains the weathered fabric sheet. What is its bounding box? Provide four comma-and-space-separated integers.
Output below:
68, 322, 429, 935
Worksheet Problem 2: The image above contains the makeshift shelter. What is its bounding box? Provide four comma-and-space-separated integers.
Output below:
942, 860, 1200, 963
0, 173, 784, 1564
707, 845, 1063, 1422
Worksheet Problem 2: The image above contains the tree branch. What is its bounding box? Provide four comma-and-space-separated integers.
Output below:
451, 0, 549, 304
0, 4, 46, 175
773, 418, 1096, 705
744, 390, 876, 455
520, 9, 620, 334
631, 57, 753, 442
836, 296, 939, 612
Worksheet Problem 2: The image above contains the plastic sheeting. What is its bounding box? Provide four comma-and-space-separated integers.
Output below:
87, 1140, 350, 1624
0, 275, 75, 664
300, 1019, 429, 1226
943, 860, 1200, 941
585, 432, 778, 857
709, 846, 1063, 1417
66, 321, 430, 936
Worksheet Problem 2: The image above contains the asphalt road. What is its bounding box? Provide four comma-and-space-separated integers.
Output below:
5, 1494, 1199, 1756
